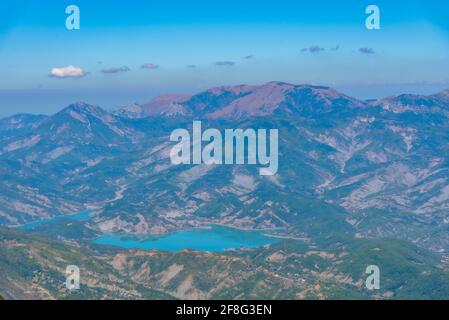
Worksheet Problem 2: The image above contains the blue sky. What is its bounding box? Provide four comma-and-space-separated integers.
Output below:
1, 0, 449, 116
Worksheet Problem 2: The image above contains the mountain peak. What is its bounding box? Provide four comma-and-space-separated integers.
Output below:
61, 102, 110, 119
113, 103, 143, 119
65, 101, 103, 113
112, 82, 365, 121
204, 82, 363, 119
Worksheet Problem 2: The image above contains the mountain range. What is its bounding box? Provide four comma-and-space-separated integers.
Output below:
1, 82, 448, 248
1, 81, 449, 299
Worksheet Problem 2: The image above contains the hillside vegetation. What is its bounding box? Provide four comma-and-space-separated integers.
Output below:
1, 226, 449, 300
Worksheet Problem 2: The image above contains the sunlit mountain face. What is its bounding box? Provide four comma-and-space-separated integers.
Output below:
1, 1, 449, 300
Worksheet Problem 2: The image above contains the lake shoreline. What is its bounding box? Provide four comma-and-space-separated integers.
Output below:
14, 210, 294, 252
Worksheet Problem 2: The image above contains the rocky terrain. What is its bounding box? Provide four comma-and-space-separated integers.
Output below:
1, 81, 449, 299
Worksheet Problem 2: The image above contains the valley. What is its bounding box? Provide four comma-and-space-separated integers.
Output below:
1, 226, 449, 300
1, 81, 449, 299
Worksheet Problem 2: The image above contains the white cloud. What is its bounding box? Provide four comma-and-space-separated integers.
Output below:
50, 65, 87, 78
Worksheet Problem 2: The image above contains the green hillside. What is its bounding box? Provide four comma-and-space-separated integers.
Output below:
1, 226, 448, 300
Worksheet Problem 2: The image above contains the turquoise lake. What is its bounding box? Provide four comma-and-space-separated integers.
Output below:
93, 225, 278, 252
18, 211, 278, 252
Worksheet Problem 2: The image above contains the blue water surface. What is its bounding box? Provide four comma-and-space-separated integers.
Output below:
18, 211, 278, 252
93, 225, 277, 252
18, 210, 93, 230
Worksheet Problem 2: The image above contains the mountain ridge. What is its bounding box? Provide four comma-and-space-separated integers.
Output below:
3, 82, 449, 122
112, 82, 368, 120
1, 81, 449, 253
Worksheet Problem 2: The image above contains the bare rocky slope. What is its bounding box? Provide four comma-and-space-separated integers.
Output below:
1, 82, 448, 251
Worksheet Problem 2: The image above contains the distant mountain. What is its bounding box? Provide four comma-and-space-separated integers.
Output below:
115, 82, 365, 120
113, 94, 191, 118
371, 89, 449, 115
191, 82, 365, 119
141, 94, 192, 117
41, 102, 142, 145
1, 82, 449, 253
